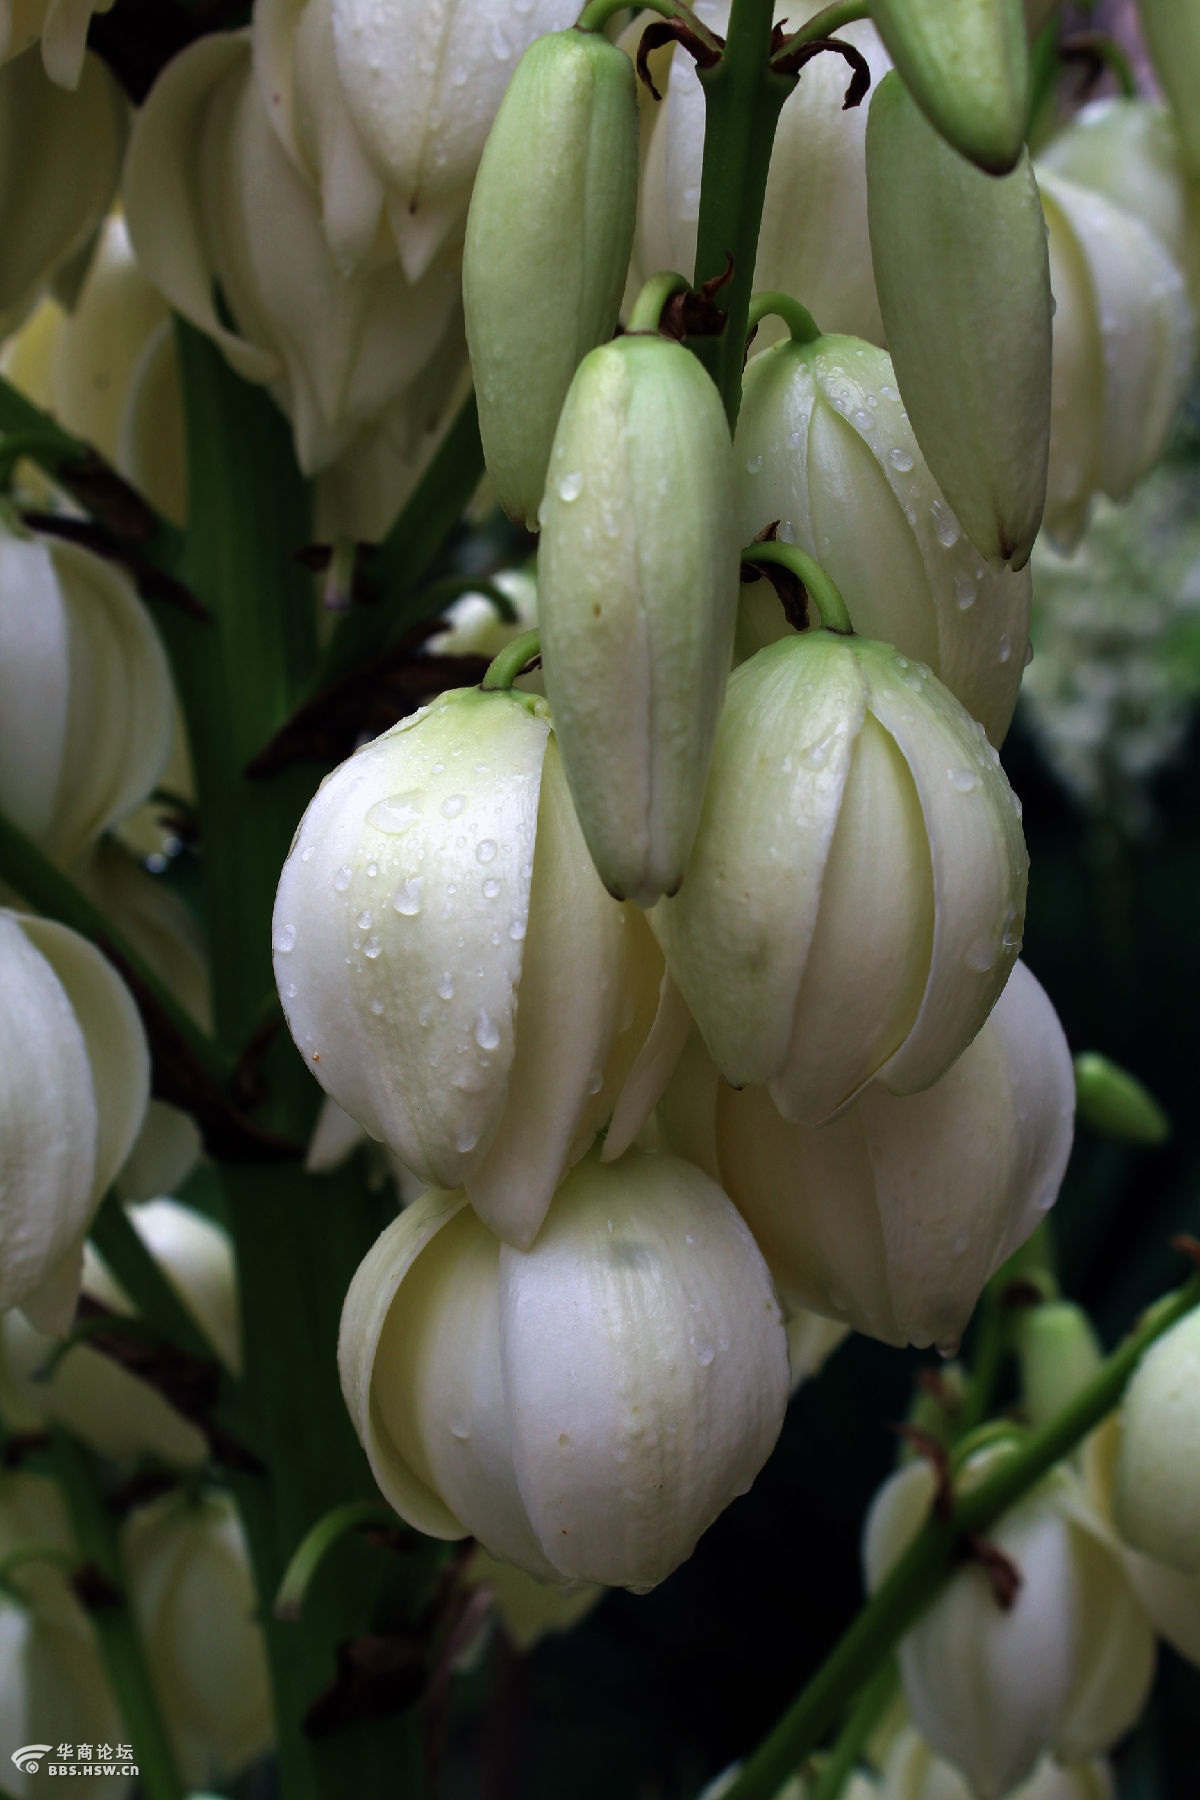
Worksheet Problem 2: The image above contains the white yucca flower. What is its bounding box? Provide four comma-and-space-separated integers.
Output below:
0, 0, 112, 88
0, 527, 174, 871
0, 910, 149, 1330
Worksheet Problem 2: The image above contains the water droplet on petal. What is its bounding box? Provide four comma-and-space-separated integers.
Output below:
367, 793, 422, 833
363, 935, 381, 960
393, 877, 423, 916
476, 839, 497, 863
557, 470, 583, 502
474, 1010, 500, 1050
948, 768, 978, 793
482, 877, 501, 899
437, 972, 455, 1000
274, 922, 297, 954
745, 453, 763, 475
440, 794, 467, 819
356, 909, 373, 931
888, 446, 914, 472
333, 866, 352, 892
966, 936, 998, 973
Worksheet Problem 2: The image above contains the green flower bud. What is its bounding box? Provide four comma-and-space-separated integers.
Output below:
538, 334, 740, 906
1114, 1307, 1200, 1575
1073, 1051, 1170, 1145
464, 29, 638, 530
736, 331, 1031, 744
1015, 1301, 1104, 1430
1138, 0, 1200, 183
654, 632, 1028, 1126
867, 0, 1028, 173
866, 71, 1052, 569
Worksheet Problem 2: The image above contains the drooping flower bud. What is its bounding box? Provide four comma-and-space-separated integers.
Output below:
865, 1451, 1155, 1799
1038, 169, 1195, 549
0, 910, 149, 1330
338, 1147, 790, 1590
1014, 1301, 1103, 1430
1113, 1306, 1200, 1575
684, 961, 1072, 1351
538, 334, 740, 906
866, 71, 1052, 568
121, 1491, 273, 1785
736, 330, 1031, 744
124, 33, 459, 476
0, 1200, 238, 1467
654, 632, 1028, 1126
0, 46, 125, 336
0, 0, 112, 87
464, 29, 637, 530
866, 0, 1028, 174
273, 685, 672, 1248
0, 525, 174, 871
638, 4, 889, 349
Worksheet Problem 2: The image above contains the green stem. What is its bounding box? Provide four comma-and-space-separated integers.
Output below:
805, 1661, 897, 1800
48, 1432, 185, 1800
628, 270, 692, 333
0, 808, 232, 1090
691, 0, 795, 423
274, 1499, 396, 1621
1065, 30, 1137, 99
576, 0, 678, 30
746, 291, 822, 344
481, 628, 542, 691
421, 572, 520, 625
719, 1275, 1200, 1800
740, 541, 853, 634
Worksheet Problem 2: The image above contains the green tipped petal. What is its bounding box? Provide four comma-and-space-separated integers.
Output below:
868, 0, 1029, 174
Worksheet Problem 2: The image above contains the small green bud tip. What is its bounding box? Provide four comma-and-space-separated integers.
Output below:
1074, 1052, 1171, 1146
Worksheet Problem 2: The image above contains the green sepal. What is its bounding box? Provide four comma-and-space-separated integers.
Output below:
868, 0, 1029, 174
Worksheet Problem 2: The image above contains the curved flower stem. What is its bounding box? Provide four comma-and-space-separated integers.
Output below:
482, 628, 542, 691
771, 0, 868, 60
1062, 30, 1138, 99
628, 270, 692, 333
576, 0, 680, 31
718, 1274, 1200, 1800
48, 1431, 185, 1800
740, 541, 854, 635
274, 1499, 397, 1621
691, 0, 795, 424
747, 291, 822, 345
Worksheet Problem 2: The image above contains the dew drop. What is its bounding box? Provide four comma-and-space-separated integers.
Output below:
392, 877, 423, 916
363, 936, 382, 960
436, 971, 455, 1000
476, 839, 497, 864
283, 981, 297, 1000
366, 793, 422, 834
369, 996, 384, 1016
474, 1009, 501, 1050
965, 936, 998, 973
691, 1337, 715, 1367
299, 844, 315, 863
440, 794, 467, 818
948, 768, 978, 793
888, 447, 914, 472
333, 865, 352, 892
449, 1416, 470, 1441
745, 453, 763, 474
482, 877, 501, 899
998, 634, 1012, 664
273, 922, 297, 954
930, 498, 960, 547
587, 1069, 603, 1096
356, 909, 373, 931
953, 571, 977, 611
786, 428, 803, 449
557, 470, 584, 502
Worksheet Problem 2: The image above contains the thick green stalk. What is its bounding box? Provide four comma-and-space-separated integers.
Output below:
719, 1276, 1200, 1800
806, 1661, 897, 1800
48, 1433, 184, 1800
691, 0, 794, 423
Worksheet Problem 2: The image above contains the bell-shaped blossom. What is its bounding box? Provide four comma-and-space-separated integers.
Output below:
1113, 1306, 1200, 1575
878, 1725, 1114, 1800
865, 1451, 1155, 1799
0, 526, 174, 871
702, 1769, 876, 1800
866, 71, 1051, 568
638, 3, 888, 348
0, 46, 124, 337
123, 32, 460, 476
0, 910, 149, 1330
736, 332, 1031, 744
666, 962, 1072, 1351
867, 0, 1028, 174
1038, 168, 1196, 549
338, 1147, 790, 1590
273, 685, 678, 1248
121, 1491, 272, 1785
0, 1200, 237, 1467
0, 0, 112, 88
1039, 100, 1200, 308
464, 28, 638, 530
0, 1473, 123, 1797
538, 335, 740, 905
654, 632, 1028, 1126
253, 0, 578, 283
